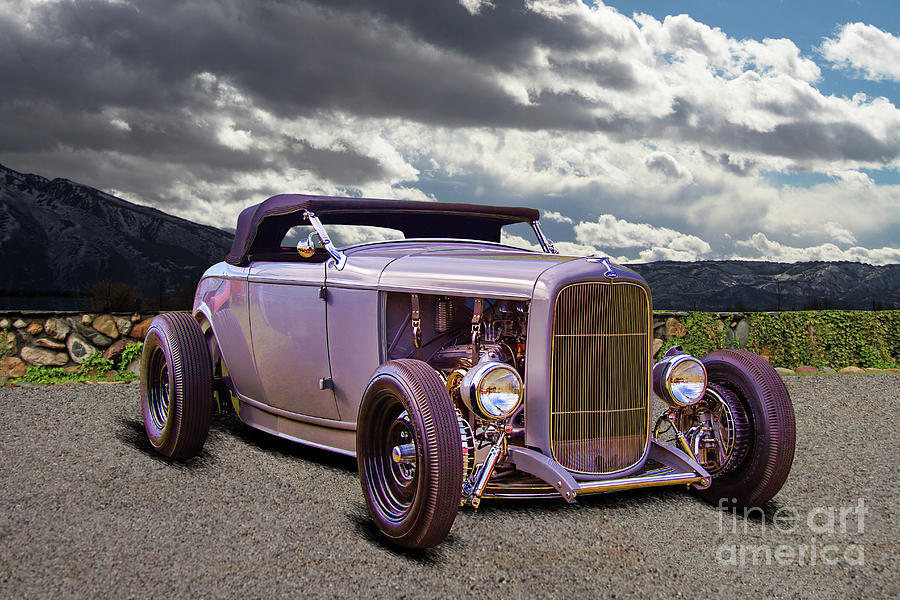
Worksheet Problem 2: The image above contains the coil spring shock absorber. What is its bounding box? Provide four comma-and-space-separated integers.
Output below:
434, 296, 455, 333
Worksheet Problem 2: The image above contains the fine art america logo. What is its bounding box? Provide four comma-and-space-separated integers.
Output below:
716, 498, 867, 567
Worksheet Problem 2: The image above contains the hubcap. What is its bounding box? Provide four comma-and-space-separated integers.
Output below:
387, 410, 417, 489
147, 347, 171, 431
363, 394, 420, 523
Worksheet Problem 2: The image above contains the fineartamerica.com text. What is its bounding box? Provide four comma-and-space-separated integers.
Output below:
715, 498, 867, 567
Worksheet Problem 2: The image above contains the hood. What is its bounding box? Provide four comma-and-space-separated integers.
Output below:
377, 246, 574, 300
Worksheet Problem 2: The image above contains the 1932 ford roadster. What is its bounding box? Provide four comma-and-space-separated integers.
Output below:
141, 195, 795, 548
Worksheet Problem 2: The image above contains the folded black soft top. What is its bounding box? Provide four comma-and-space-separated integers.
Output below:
225, 194, 540, 266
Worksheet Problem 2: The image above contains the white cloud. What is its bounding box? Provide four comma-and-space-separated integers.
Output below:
542, 210, 573, 223
216, 120, 254, 151
635, 247, 704, 263
734, 232, 900, 264
823, 221, 857, 245
458, 0, 494, 15
573, 214, 711, 253
500, 231, 543, 251
645, 151, 693, 182
756, 179, 899, 245
109, 118, 130, 132
827, 169, 873, 188
822, 23, 900, 82
553, 240, 604, 257
635, 12, 820, 80
327, 225, 405, 247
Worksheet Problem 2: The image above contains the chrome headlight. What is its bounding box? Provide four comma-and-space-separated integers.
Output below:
460, 361, 523, 420
653, 353, 708, 408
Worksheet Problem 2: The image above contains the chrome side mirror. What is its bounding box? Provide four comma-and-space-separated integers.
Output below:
297, 231, 320, 258
303, 211, 347, 270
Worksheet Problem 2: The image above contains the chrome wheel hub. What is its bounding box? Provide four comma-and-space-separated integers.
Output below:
148, 349, 171, 431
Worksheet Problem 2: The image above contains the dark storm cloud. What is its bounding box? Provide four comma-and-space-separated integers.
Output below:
0, 0, 626, 200
1, 0, 898, 199
0, 0, 608, 132
0, 100, 267, 171
300, 0, 636, 69
280, 136, 385, 185
597, 96, 900, 165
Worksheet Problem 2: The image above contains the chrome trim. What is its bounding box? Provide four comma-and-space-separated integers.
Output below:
482, 490, 561, 499
576, 470, 703, 495
670, 387, 739, 477
296, 231, 318, 258
463, 430, 507, 509
457, 409, 476, 481
601, 258, 617, 279
586, 256, 618, 279
391, 443, 416, 464
342, 238, 548, 253
531, 220, 558, 254
491, 440, 709, 501
701, 388, 736, 473
304, 210, 347, 269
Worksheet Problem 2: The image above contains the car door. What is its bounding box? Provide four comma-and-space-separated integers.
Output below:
248, 260, 340, 420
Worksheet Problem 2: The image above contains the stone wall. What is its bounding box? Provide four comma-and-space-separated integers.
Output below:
0, 312, 155, 378
1, 310, 895, 379
0, 309, 717, 378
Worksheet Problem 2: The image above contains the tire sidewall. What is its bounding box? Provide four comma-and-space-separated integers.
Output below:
138, 312, 213, 460
140, 325, 177, 451
357, 372, 432, 541
699, 350, 794, 507
704, 361, 767, 492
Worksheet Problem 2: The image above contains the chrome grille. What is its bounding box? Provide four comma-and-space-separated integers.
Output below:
550, 282, 651, 474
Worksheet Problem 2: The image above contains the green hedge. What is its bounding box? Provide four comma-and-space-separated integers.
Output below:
661, 311, 900, 369
659, 312, 728, 358
745, 311, 899, 369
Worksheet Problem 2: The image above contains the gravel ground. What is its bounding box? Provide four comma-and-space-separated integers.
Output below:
1, 375, 897, 599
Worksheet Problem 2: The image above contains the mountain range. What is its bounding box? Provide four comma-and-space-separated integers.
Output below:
636, 260, 898, 311
0, 163, 233, 310
1, 162, 897, 311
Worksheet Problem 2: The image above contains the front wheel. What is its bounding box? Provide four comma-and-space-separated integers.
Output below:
356, 359, 463, 548
689, 349, 796, 508
140, 312, 213, 459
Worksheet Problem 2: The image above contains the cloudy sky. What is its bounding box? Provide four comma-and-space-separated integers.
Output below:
1, 0, 899, 263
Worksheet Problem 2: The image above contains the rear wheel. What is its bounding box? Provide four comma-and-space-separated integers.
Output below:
357, 359, 463, 548
140, 312, 213, 459
692, 349, 795, 508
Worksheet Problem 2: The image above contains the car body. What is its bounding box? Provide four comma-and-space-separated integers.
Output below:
141, 194, 796, 547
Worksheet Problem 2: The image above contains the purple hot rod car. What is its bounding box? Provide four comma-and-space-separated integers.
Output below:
140, 195, 795, 548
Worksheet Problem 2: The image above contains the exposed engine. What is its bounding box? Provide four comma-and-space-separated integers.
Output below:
384, 292, 529, 450
427, 298, 527, 375
424, 297, 527, 421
